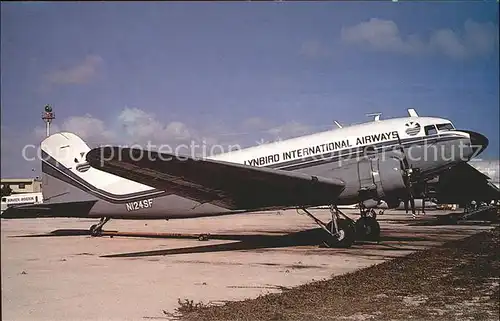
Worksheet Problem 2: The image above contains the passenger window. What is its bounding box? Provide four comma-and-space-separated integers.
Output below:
424, 125, 437, 136
1, 198, 6, 202
437, 123, 454, 131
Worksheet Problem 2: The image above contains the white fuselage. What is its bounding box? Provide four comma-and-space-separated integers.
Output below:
211, 116, 463, 167
28, 113, 483, 219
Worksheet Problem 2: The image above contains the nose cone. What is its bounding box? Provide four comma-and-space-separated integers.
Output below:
464, 130, 489, 156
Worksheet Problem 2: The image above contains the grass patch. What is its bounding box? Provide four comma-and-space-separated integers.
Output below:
176, 226, 499, 321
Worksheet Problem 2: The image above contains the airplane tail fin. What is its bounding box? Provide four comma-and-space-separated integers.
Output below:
40, 132, 160, 204
41, 132, 97, 203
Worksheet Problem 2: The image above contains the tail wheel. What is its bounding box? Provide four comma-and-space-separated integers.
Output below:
198, 234, 210, 241
323, 219, 355, 248
355, 217, 380, 241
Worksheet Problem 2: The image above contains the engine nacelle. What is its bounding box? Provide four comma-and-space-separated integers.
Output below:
373, 157, 408, 200
334, 156, 407, 205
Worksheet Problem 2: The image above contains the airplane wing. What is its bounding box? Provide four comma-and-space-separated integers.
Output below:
432, 162, 500, 204
86, 147, 346, 210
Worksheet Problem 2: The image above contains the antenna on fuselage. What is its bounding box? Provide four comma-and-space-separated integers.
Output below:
333, 120, 343, 128
366, 112, 382, 122
408, 108, 419, 117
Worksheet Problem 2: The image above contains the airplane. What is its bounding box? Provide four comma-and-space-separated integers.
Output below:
424, 160, 500, 209
2, 109, 492, 248
468, 159, 499, 189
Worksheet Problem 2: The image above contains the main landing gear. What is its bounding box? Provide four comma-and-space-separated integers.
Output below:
355, 205, 381, 241
299, 205, 355, 248
89, 217, 111, 237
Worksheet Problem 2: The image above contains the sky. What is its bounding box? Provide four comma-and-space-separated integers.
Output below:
1, 1, 499, 178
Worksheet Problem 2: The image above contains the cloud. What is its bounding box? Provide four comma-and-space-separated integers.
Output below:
32, 108, 311, 152
341, 18, 498, 59
222, 116, 315, 145
34, 114, 116, 147
299, 40, 331, 58
241, 117, 274, 131
267, 121, 312, 139
2, 107, 316, 177
43, 54, 103, 88
341, 18, 427, 55
208, 116, 316, 146
33, 108, 206, 149
39, 110, 314, 147
118, 108, 190, 141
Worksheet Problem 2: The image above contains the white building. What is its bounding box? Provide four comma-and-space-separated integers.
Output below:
1, 178, 42, 194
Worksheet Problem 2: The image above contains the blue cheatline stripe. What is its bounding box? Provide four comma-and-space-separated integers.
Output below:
265, 133, 464, 171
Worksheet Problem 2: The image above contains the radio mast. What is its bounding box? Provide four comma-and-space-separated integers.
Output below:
41, 104, 55, 137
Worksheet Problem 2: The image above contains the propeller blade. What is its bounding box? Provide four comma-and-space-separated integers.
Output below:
397, 132, 417, 216
396, 133, 410, 169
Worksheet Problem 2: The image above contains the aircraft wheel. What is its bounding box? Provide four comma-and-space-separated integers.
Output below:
323, 219, 355, 248
355, 217, 380, 241
198, 234, 210, 241
89, 224, 102, 237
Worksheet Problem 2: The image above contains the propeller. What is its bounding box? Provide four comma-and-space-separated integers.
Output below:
396, 134, 416, 216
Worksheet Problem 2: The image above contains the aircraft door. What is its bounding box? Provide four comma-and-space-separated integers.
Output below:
357, 157, 377, 193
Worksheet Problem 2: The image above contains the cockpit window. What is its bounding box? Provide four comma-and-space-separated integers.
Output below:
436, 123, 454, 131
424, 125, 437, 136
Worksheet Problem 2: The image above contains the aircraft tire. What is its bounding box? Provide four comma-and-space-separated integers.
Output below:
323, 219, 355, 248
355, 217, 380, 241
89, 224, 102, 237
198, 234, 210, 241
